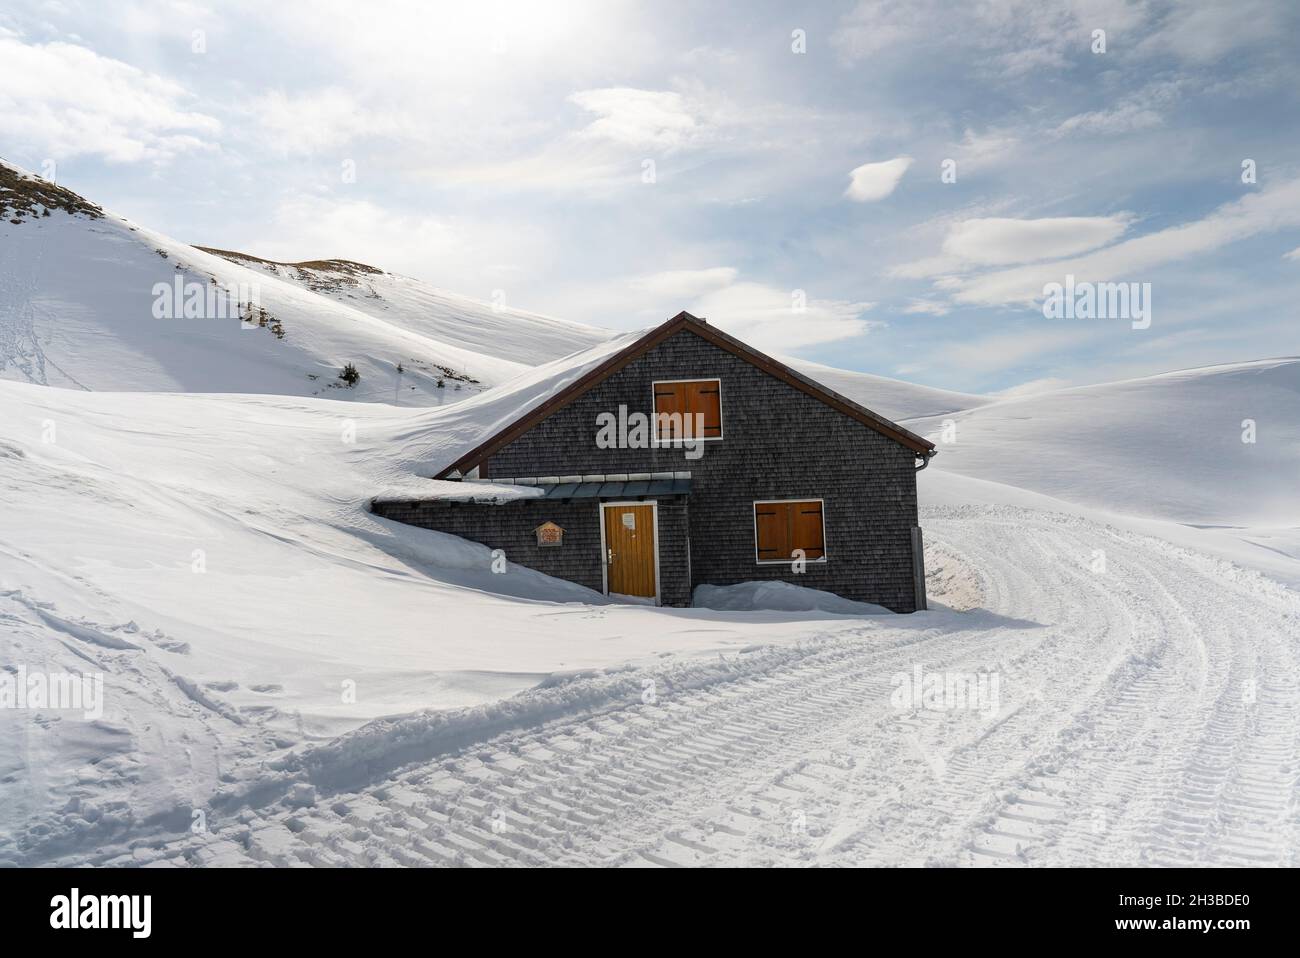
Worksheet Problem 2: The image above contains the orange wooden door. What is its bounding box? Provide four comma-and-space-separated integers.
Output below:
603, 504, 656, 598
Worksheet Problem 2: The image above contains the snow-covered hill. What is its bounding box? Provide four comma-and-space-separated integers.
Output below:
908, 357, 1300, 528
788, 357, 986, 422
0, 160, 609, 403
0, 377, 901, 862
195, 247, 613, 369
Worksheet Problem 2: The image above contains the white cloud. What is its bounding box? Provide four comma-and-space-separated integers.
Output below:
832, 0, 1282, 80
930, 327, 1096, 375
950, 178, 1300, 307
1284, 246, 1300, 262
629, 267, 737, 299
1053, 102, 1163, 137
892, 213, 1132, 280
245, 193, 550, 295
950, 128, 1019, 174
257, 1, 648, 91
417, 137, 640, 193
0, 34, 218, 162
901, 299, 950, 316
1052, 81, 1185, 138
845, 156, 911, 202
411, 85, 731, 193
1137, 0, 1289, 63
569, 88, 702, 150
690, 281, 874, 352
832, 0, 932, 61
251, 88, 405, 154
228, 7, 666, 170
832, 0, 1149, 76
942, 215, 1132, 266
890, 255, 963, 281
612, 267, 874, 352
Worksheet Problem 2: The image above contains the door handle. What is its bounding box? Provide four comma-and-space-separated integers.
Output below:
607, 548, 614, 564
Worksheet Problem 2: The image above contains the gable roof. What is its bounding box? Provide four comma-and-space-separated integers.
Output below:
436, 311, 936, 478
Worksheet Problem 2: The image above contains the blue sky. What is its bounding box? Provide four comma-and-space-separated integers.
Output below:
2, 0, 1298, 393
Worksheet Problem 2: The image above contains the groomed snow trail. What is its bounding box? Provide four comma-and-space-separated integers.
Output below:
79, 506, 1300, 867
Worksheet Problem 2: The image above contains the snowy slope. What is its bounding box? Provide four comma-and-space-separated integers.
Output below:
907, 357, 1300, 528
0, 161, 606, 402
174, 504, 1297, 868
16, 471, 1300, 867
196, 247, 613, 368
783, 357, 987, 422
0, 375, 912, 862
6, 358, 1299, 866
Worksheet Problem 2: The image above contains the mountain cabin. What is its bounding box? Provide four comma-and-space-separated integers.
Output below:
372, 311, 936, 612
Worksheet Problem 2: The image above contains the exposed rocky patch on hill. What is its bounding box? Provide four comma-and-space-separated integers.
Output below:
196, 247, 385, 295
0, 162, 103, 224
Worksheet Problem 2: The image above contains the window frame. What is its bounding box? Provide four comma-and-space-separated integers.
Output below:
752, 497, 829, 565
650, 377, 725, 445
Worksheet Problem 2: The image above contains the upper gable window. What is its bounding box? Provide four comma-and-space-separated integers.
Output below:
652, 378, 723, 442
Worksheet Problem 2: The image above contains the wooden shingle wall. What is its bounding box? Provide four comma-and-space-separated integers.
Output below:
372, 496, 693, 607
485, 327, 923, 612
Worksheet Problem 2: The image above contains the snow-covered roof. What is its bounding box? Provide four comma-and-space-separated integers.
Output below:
426, 326, 650, 474
433, 312, 937, 478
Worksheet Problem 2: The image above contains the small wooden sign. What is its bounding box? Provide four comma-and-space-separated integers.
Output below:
535, 521, 565, 547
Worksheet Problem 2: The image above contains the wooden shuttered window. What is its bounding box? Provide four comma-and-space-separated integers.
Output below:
754, 500, 826, 563
653, 379, 722, 441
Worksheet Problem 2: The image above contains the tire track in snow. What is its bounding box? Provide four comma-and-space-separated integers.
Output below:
67, 505, 1300, 868
816, 517, 1151, 866
956, 522, 1300, 867
959, 522, 1219, 866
